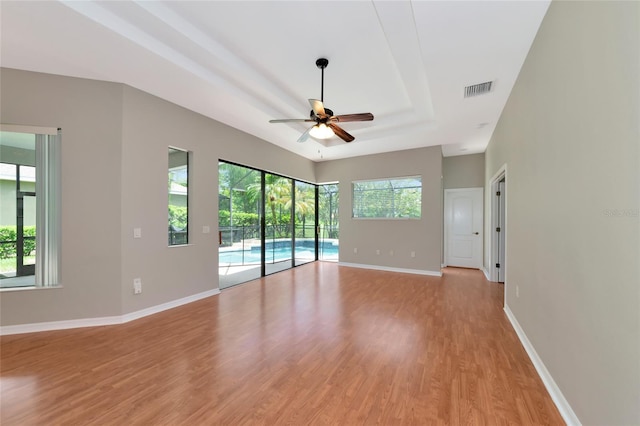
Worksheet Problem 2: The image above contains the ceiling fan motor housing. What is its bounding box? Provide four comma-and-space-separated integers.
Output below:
310, 107, 333, 119
316, 58, 329, 69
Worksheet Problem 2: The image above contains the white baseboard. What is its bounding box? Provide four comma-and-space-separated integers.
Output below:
0, 288, 220, 336
0, 315, 123, 335
504, 305, 581, 426
481, 267, 490, 280
339, 262, 442, 277
122, 289, 220, 323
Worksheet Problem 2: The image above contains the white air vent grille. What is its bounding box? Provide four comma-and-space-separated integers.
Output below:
464, 81, 493, 98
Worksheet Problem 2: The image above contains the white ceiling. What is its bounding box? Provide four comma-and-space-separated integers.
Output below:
0, 1, 549, 161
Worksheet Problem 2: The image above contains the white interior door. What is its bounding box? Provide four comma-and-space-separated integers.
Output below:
445, 188, 483, 268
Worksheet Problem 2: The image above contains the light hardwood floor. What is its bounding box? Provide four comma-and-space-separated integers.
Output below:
1, 263, 564, 425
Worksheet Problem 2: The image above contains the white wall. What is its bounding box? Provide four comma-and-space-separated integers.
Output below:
484, 2, 639, 424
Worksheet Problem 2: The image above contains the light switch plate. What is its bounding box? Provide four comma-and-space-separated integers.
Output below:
133, 228, 142, 239
133, 278, 142, 294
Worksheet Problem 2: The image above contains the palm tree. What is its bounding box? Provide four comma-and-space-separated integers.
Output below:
248, 174, 292, 238
289, 183, 315, 238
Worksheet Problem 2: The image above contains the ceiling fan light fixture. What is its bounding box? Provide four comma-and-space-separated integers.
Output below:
309, 123, 334, 139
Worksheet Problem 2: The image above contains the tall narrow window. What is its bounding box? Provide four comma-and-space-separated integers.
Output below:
0, 126, 60, 289
168, 148, 189, 246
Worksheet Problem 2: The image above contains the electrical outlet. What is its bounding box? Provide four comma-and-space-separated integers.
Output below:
354, 247, 358, 254
516, 285, 519, 298
411, 251, 416, 258
133, 228, 142, 239
134, 278, 142, 295
389, 250, 394, 256
376, 249, 380, 255
202, 225, 210, 234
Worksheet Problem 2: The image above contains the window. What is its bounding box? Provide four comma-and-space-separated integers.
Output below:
0, 126, 61, 289
352, 176, 421, 219
168, 147, 189, 245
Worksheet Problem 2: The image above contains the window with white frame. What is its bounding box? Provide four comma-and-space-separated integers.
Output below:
352, 176, 422, 219
0, 126, 61, 289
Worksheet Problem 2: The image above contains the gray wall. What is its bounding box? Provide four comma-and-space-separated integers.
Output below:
316, 146, 443, 273
0, 69, 316, 325
119, 85, 315, 315
484, 2, 639, 425
443, 153, 484, 189
0, 67, 441, 326
1, 69, 124, 324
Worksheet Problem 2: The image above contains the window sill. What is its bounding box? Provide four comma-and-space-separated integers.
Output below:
168, 244, 192, 248
0, 285, 63, 293
351, 217, 421, 220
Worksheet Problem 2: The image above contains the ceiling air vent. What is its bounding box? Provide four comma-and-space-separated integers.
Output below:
464, 81, 493, 98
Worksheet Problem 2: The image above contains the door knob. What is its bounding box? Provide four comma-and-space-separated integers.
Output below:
474, 232, 479, 235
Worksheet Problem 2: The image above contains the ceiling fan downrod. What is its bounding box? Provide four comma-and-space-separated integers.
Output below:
316, 58, 328, 103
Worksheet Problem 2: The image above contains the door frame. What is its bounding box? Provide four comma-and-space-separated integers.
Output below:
443, 187, 484, 268
488, 164, 507, 283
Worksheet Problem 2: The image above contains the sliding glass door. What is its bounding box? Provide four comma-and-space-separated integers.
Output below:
319, 184, 339, 261
263, 173, 293, 275
294, 181, 316, 266
218, 161, 338, 288
218, 162, 262, 289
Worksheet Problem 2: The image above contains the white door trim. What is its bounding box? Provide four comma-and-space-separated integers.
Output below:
444, 187, 484, 268
488, 165, 507, 283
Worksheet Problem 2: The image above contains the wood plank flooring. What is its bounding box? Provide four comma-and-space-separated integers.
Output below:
0, 263, 564, 425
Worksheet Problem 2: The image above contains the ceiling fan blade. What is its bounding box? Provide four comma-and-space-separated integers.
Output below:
297, 126, 314, 143
331, 113, 374, 122
269, 118, 315, 123
328, 123, 355, 143
309, 99, 326, 118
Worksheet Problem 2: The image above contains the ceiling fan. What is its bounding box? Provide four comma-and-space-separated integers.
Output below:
269, 58, 374, 143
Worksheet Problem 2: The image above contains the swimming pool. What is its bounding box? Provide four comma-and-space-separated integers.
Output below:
219, 242, 338, 265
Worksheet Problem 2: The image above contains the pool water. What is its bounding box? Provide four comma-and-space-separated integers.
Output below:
219, 244, 338, 265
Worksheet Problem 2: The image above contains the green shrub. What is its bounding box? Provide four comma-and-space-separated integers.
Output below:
24, 227, 36, 256
0, 227, 16, 259
0, 226, 36, 259
218, 211, 259, 227
168, 205, 187, 231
